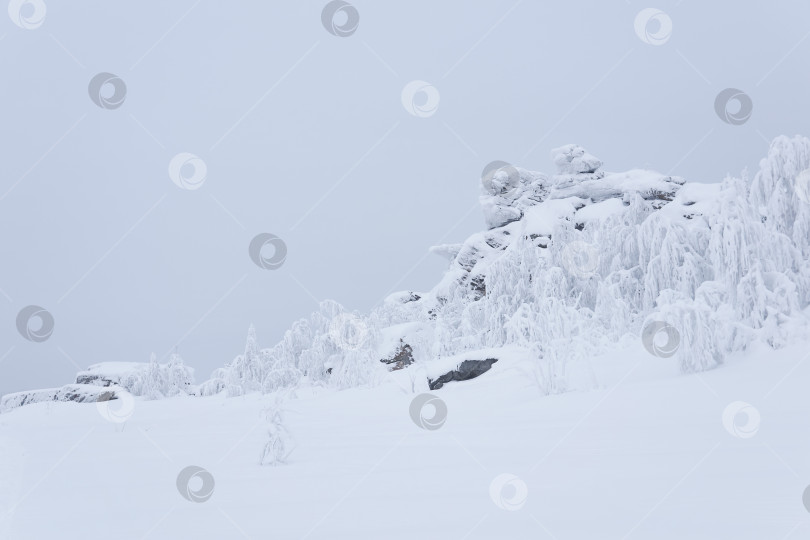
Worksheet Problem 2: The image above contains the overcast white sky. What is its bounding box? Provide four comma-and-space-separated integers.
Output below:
1, 0, 808, 396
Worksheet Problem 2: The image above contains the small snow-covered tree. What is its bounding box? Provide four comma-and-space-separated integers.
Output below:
227, 324, 264, 394
198, 368, 228, 396
260, 394, 293, 466
166, 350, 194, 396
144, 352, 165, 400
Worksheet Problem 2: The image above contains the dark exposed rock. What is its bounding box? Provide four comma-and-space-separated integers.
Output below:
485, 235, 507, 249
529, 234, 550, 248
380, 340, 414, 371
428, 358, 498, 390
76, 373, 116, 387
63, 387, 117, 403
456, 244, 484, 272
470, 275, 486, 299
428, 297, 447, 320
646, 189, 676, 202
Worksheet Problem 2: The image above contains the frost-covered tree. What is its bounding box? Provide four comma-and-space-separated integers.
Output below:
166, 350, 194, 396
199, 367, 228, 397
144, 353, 165, 400
260, 395, 293, 466
226, 324, 264, 395
101, 351, 194, 399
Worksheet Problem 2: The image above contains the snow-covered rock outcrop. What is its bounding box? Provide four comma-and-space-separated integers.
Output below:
1, 353, 195, 413
76, 357, 194, 397
5, 137, 810, 410
193, 135, 810, 397
552, 144, 603, 175
0, 384, 118, 412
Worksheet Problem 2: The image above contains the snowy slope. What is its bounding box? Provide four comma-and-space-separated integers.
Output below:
190, 135, 810, 399
6, 137, 810, 406
2, 138, 810, 538
1, 339, 809, 539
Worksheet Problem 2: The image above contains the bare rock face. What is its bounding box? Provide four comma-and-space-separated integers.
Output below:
428, 358, 498, 390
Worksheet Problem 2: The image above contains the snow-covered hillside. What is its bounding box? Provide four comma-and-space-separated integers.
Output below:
1, 334, 809, 539
4, 136, 810, 407
198, 135, 810, 398
3, 138, 810, 538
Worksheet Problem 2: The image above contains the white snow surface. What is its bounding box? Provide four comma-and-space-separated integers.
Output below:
1, 340, 809, 539
78, 361, 149, 379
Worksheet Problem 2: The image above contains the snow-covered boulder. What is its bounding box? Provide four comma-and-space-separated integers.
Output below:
479, 162, 549, 229
76, 362, 149, 387
429, 243, 463, 264
551, 143, 603, 175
